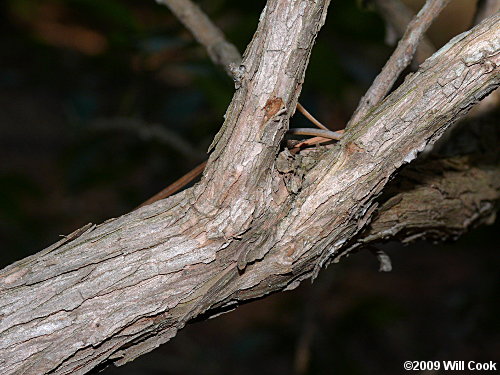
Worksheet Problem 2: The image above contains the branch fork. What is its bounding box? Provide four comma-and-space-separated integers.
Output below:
0, 2, 499, 374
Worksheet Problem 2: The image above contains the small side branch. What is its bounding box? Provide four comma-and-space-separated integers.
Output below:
296, 103, 329, 130
348, 0, 449, 127
287, 128, 343, 141
138, 161, 207, 208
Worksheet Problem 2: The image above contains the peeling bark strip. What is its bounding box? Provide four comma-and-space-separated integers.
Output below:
0, 5, 499, 375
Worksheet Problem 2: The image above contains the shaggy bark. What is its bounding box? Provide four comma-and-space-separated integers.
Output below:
0, 2, 498, 374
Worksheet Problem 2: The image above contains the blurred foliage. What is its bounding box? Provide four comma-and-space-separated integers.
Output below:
0, 0, 497, 374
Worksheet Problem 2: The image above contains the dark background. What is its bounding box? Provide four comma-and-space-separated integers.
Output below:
1, 0, 498, 374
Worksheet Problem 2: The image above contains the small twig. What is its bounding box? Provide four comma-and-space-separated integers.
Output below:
288, 134, 345, 155
296, 103, 329, 130
287, 128, 343, 141
372, 0, 436, 66
347, 0, 450, 128
291, 135, 339, 148
138, 160, 207, 208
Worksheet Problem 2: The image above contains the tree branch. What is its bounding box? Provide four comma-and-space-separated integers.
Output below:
372, 0, 436, 65
348, 0, 449, 127
0, 5, 498, 375
356, 156, 499, 249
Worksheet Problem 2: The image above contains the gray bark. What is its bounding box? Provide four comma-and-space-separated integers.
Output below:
0, 2, 498, 374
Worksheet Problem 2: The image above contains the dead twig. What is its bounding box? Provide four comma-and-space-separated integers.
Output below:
348, 0, 450, 128
138, 160, 207, 207
296, 103, 329, 131
287, 128, 343, 140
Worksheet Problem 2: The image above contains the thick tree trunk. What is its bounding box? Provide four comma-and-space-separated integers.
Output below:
0, 2, 498, 374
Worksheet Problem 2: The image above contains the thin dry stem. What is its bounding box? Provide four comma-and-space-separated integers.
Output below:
296, 103, 329, 130
287, 128, 343, 140
138, 160, 207, 207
